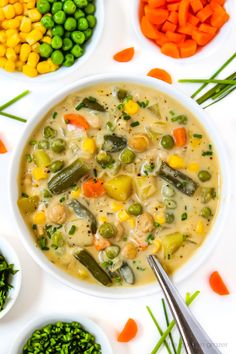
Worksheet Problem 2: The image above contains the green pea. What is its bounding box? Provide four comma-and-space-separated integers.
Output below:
74, 9, 85, 19
161, 135, 174, 150
74, 0, 88, 8
164, 199, 177, 209
64, 17, 77, 31
77, 17, 88, 30
39, 43, 52, 58
52, 25, 64, 36
62, 37, 73, 51
63, 53, 75, 66
71, 44, 84, 58
37, 0, 50, 14
51, 1, 62, 14
51, 35, 63, 49
87, 14, 96, 28
162, 184, 175, 198
71, 31, 85, 44
165, 212, 175, 224
84, 3, 95, 14
43, 126, 57, 138
63, 0, 76, 14
105, 245, 120, 259
119, 148, 135, 164
127, 202, 143, 216
96, 151, 114, 168
51, 138, 66, 153
38, 139, 49, 150
198, 170, 211, 182
200, 206, 212, 219
41, 15, 54, 29
84, 28, 93, 40
53, 10, 66, 24
51, 50, 64, 65
99, 223, 117, 238
50, 160, 64, 172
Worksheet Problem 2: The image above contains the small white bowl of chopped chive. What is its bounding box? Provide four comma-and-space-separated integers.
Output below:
10, 314, 113, 354
0, 237, 21, 320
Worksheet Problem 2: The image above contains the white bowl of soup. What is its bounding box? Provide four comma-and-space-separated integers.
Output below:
10, 74, 230, 298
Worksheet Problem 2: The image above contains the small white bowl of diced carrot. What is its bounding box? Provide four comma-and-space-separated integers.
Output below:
0, 0, 104, 79
135, 0, 232, 59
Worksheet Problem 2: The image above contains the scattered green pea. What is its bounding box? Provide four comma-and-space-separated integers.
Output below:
87, 14, 96, 28
53, 10, 66, 24
84, 3, 95, 14
165, 212, 175, 224
127, 202, 143, 216
164, 199, 177, 209
71, 31, 85, 44
43, 126, 57, 138
200, 206, 212, 219
52, 25, 64, 36
198, 170, 211, 182
78, 17, 88, 30
99, 223, 117, 238
62, 37, 73, 51
51, 138, 66, 153
161, 135, 174, 150
51, 35, 63, 49
74, 0, 88, 8
74, 9, 85, 19
71, 44, 84, 58
119, 148, 135, 164
38, 139, 49, 150
51, 2, 63, 14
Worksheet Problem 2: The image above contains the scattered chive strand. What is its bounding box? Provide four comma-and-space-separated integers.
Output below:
0, 90, 30, 111
161, 298, 177, 354
0, 111, 27, 123
179, 79, 236, 85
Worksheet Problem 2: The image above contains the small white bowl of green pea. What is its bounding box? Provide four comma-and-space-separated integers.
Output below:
10, 314, 113, 354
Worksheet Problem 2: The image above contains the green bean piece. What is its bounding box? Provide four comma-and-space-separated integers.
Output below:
50, 160, 64, 173
70, 199, 97, 234
99, 222, 117, 238
51, 138, 66, 153
102, 134, 127, 153
198, 170, 211, 182
120, 148, 135, 164
200, 206, 212, 219
43, 126, 57, 138
127, 202, 143, 216
42, 189, 52, 198
161, 135, 174, 149
80, 97, 106, 111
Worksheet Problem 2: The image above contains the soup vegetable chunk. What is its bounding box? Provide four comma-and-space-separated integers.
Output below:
18, 83, 220, 287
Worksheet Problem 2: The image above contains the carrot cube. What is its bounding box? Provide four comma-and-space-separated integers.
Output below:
210, 6, 229, 28
178, 23, 194, 35
188, 13, 200, 26
198, 23, 217, 34
148, 0, 166, 8
168, 11, 178, 24
145, 6, 169, 25
190, 0, 203, 13
179, 39, 197, 57
162, 20, 177, 32
192, 29, 214, 45
166, 30, 185, 43
155, 30, 170, 45
197, 5, 213, 22
141, 15, 159, 39
167, 3, 180, 11
161, 42, 180, 58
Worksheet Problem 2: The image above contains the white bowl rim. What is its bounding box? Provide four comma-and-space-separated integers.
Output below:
0, 0, 104, 83
131, 0, 235, 63
0, 236, 22, 319
9, 73, 231, 299
9, 313, 113, 354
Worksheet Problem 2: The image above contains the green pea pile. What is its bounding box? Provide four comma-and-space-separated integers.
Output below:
23, 321, 102, 354
36, 0, 97, 67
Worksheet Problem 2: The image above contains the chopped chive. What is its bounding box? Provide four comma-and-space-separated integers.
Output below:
29, 140, 37, 146
181, 212, 188, 221
161, 298, 177, 354
0, 111, 27, 123
137, 100, 149, 108
25, 154, 32, 162
69, 225, 76, 235
131, 121, 140, 127
179, 79, 236, 85
75, 102, 85, 111
0, 90, 30, 111
52, 111, 58, 119
169, 110, 175, 116
193, 134, 202, 139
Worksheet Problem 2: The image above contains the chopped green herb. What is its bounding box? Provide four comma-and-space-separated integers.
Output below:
69, 225, 76, 235
193, 134, 202, 139
106, 121, 115, 131
21, 192, 28, 198
75, 102, 85, 111
146, 234, 154, 245
131, 121, 140, 127
0, 253, 18, 312
38, 236, 49, 251
171, 114, 188, 125
169, 110, 175, 116
143, 162, 155, 175
154, 221, 160, 228
29, 140, 37, 146
25, 154, 32, 162
137, 100, 149, 108
181, 212, 188, 221
52, 111, 57, 119
59, 196, 66, 203
202, 150, 213, 156
32, 224, 37, 230
122, 112, 131, 121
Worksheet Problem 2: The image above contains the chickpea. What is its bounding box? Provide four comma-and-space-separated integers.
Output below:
122, 242, 138, 260
136, 212, 154, 233
47, 203, 67, 224
128, 134, 149, 152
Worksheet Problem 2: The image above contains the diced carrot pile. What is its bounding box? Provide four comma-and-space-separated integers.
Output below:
139, 0, 229, 58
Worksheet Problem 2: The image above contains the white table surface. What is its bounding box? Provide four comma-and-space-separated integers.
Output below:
1, 1, 236, 353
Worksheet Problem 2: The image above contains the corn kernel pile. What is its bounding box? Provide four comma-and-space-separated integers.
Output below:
0, 0, 58, 76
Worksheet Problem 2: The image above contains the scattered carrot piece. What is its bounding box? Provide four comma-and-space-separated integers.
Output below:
173, 127, 187, 146
0, 139, 7, 154
64, 114, 90, 130
209, 271, 229, 295
94, 237, 111, 251
113, 47, 135, 62
117, 319, 138, 342
147, 68, 172, 83
83, 178, 105, 198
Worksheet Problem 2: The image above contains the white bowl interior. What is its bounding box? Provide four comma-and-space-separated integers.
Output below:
0, 236, 22, 319
0, 0, 104, 83
10, 313, 113, 354
9, 74, 230, 299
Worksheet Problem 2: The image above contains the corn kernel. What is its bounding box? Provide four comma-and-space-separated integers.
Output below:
22, 64, 38, 77
26, 0, 35, 9
19, 31, 28, 41
111, 201, 123, 212
42, 35, 51, 44
33, 211, 46, 224
124, 100, 139, 115
32, 22, 46, 34
98, 215, 107, 223
31, 42, 39, 52
0, 9, 5, 21
81, 137, 96, 154
6, 47, 17, 61
70, 188, 81, 199
187, 162, 200, 173
4, 59, 15, 71
9, 0, 17, 3
3, 4, 15, 19
27, 51, 39, 67
13, 2, 23, 14
32, 167, 47, 180
26, 8, 41, 22
0, 31, 6, 43
15, 14, 22, 21
14, 43, 20, 53
154, 213, 166, 225
196, 220, 205, 235
0, 0, 8, 6
5, 28, 16, 37
5, 18, 20, 29
47, 58, 58, 72
117, 209, 130, 222
191, 137, 202, 148
152, 239, 161, 254
0, 57, 7, 67
20, 43, 31, 61
0, 44, 6, 57
78, 269, 89, 279
20, 16, 31, 32
37, 60, 50, 73
26, 29, 43, 45
127, 217, 135, 228
167, 155, 185, 169
6, 33, 20, 47
15, 59, 23, 70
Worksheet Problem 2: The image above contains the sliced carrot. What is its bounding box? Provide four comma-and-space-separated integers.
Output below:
198, 23, 217, 34
168, 10, 178, 24
178, 0, 190, 27
94, 237, 111, 251
209, 271, 229, 295
210, 6, 229, 28
162, 20, 177, 32
147, 68, 172, 83
173, 127, 187, 146
0, 139, 7, 154
141, 16, 159, 39
64, 114, 90, 130
166, 31, 185, 43
192, 29, 214, 45
83, 178, 105, 198
145, 6, 169, 24
190, 0, 203, 13
113, 47, 135, 62
161, 42, 180, 57
178, 23, 194, 35
117, 319, 138, 342
196, 5, 213, 22
148, 0, 166, 8
188, 13, 200, 25
155, 31, 170, 45
179, 39, 197, 57
167, 2, 180, 11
